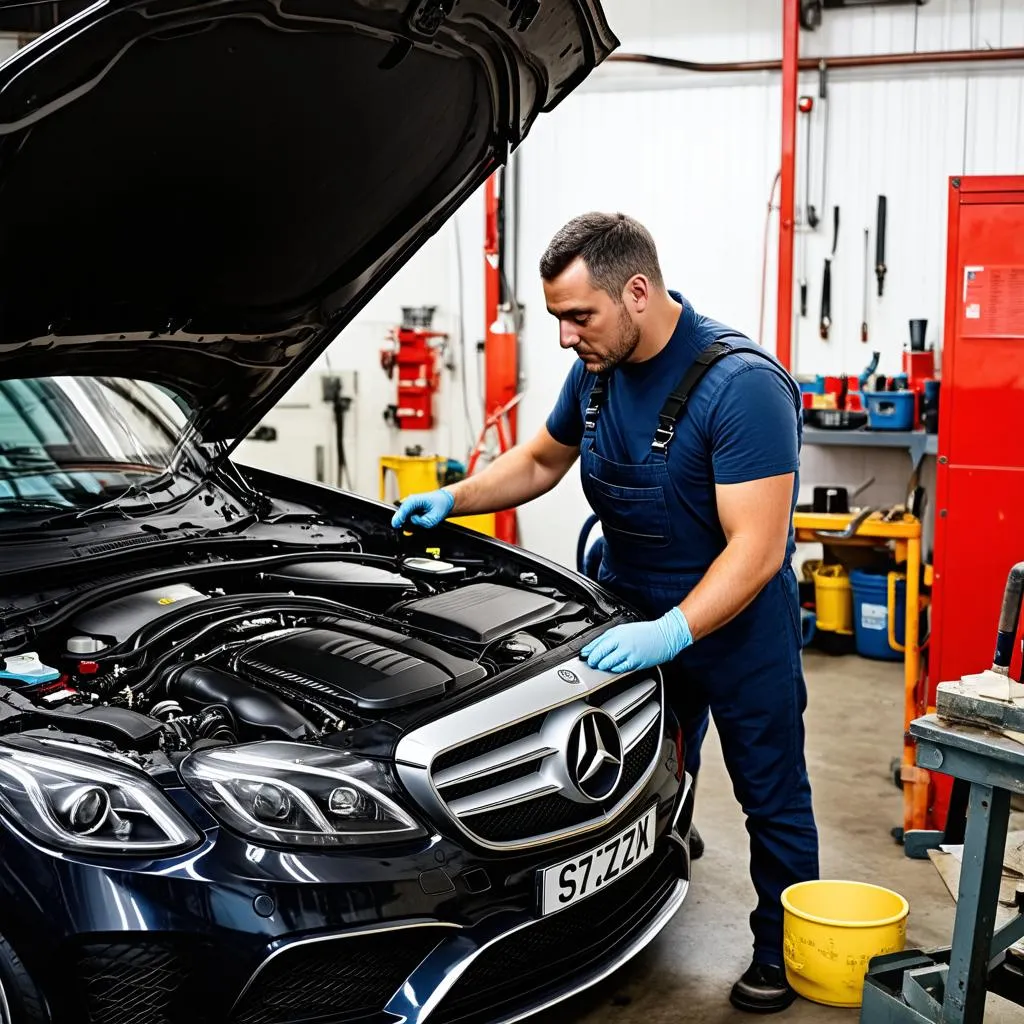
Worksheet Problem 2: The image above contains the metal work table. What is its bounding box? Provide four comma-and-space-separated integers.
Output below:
802, 427, 938, 470
860, 714, 1024, 1023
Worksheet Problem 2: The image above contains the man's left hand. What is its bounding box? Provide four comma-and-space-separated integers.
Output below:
580, 607, 693, 673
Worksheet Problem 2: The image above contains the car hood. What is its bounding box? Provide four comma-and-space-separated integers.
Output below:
0, 0, 616, 441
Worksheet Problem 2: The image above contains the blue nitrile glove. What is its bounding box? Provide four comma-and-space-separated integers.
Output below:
580, 607, 692, 674
391, 489, 455, 530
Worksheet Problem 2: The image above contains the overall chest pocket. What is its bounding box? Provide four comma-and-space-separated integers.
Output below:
587, 475, 672, 549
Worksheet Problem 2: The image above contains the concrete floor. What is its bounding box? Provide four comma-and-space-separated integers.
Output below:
537, 652, 1021, 1022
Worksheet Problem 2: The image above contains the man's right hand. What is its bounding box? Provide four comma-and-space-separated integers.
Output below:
388, 426, 578, 533
391, 489, 455, 530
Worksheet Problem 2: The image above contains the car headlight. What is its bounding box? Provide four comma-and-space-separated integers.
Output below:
180, 741, 427, 847
0, 742, 202, 855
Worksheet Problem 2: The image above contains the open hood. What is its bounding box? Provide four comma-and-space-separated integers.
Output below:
0, 0, 617, 441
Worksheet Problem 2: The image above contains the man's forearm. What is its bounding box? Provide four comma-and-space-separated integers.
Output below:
577, 537, 783, 675
446, 445, 560, 516
678, 538, 784, 642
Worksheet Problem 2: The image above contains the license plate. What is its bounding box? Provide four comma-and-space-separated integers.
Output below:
539, 806, 656, 916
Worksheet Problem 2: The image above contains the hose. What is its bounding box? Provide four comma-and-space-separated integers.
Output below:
88, 592, 373, 672
759, 170, 782, 347
576, 514, 601, 575
992, 562, 1024, 673
5, 548, 394, 638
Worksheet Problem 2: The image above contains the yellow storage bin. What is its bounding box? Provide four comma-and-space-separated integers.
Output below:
782, 880, 909, 1008
812, 564, 853, 635
450, 512, 496, 538
379, 455, 495, 538
379, 455, 444, 501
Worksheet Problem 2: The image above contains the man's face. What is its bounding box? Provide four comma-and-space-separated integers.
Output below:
543, 258, 641, 374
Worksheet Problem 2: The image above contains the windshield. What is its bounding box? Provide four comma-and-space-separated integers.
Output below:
0, 376, 205, 518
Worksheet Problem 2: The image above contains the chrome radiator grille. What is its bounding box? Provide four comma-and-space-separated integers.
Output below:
396, 662, 664, 850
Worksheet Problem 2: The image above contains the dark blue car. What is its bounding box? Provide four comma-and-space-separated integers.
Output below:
0, 2, 693, 1021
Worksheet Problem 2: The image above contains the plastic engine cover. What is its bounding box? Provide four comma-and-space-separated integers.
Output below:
235, 624, 484, 712
260, 560, 416, 604
389, 582, 562, 643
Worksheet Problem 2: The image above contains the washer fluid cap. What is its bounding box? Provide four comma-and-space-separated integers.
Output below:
402, 557, 466, 578
0, 652, 61, 685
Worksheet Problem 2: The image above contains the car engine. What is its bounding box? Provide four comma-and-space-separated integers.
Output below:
0, 552, 598, 761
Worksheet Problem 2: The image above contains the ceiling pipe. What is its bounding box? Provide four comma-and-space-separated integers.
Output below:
607, 46, 1024, 75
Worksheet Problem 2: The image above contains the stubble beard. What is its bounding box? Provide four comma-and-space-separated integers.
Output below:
586, 305, 642, 374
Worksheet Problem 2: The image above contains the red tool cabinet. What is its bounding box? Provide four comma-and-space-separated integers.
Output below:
925, 175, 1024, 831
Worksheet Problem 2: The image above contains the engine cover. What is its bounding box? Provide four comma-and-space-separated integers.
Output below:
260, 559, 417, 606
389, 582, 562, 644
234, 622, 485, 712
69, 583, 207, 646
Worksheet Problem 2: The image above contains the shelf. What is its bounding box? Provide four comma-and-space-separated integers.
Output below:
802, 428, 938, 467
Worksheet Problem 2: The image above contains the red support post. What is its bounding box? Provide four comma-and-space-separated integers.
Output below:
483, 173, 519, 545
483, 173, 501, 387
775, 0, 799, 371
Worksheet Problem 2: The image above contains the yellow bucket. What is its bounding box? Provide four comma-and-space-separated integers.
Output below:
782, 880, 909, 1007
812, 564, 854, 634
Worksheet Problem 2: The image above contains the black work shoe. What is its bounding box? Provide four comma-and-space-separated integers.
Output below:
688, 823, 704, 861
729, 962, 797, 1014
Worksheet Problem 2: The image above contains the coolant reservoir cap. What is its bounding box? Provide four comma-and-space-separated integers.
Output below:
67, 636, 108, 655
0, 652, 60, 685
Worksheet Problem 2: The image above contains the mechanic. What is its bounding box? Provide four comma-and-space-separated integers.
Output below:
391, 212, 819, 1015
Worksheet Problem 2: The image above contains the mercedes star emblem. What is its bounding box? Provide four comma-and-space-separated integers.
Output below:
557, 668, 582, 685
566, 710, 623, 802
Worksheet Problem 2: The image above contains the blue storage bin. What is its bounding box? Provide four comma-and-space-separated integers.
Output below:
850, 568, 906, 661
865, 391, 915, 431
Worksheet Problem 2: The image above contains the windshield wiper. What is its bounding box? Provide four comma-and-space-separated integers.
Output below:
0, 498, 76, 514
34, 418, 207, 529
32, 471, 183, 529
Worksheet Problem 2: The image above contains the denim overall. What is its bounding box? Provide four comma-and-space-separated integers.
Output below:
580, 336, 819, 967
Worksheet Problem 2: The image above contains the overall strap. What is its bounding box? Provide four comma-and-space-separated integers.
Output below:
651, 337, 781, 455
583, 372, 611, 436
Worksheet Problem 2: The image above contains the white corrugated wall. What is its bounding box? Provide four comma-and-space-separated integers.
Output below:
506, 0, 1024, 568
237, 2, 1022, 569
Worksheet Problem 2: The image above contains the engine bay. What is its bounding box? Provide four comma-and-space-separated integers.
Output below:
0, 546, 600, 763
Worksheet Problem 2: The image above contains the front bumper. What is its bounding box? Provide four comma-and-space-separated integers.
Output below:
0, 767, 691, 1024
378, 838, 690, 1024
230, 824, 690, 1024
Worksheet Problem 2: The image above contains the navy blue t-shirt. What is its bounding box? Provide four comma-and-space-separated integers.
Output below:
546, 293, 802, 573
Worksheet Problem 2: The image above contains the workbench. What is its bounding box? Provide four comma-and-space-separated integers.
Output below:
802, 427, 938, 472
793, 508, 928, 849
860, 714, 1024, 1023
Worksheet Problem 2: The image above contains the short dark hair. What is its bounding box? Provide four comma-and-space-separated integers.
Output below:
539, 212, 664, 299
